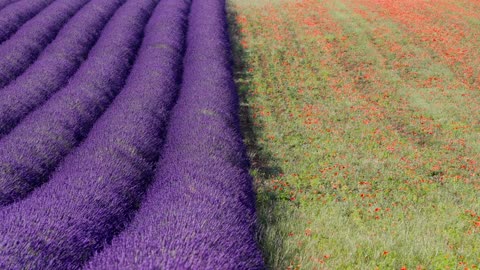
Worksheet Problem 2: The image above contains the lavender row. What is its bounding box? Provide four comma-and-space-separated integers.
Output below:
87, 0, 265, 268
0, 0, 156, 206
0, 0, 125, 139
0, 0, 18, 11
0, 0, 89, 88
0, 0, 188, 268
0, 0, 54, 44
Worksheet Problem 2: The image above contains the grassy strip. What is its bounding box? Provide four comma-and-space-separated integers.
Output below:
228, 0, 480, 268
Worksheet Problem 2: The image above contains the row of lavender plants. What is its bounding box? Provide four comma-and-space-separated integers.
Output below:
0, 0, 54, 43
0, 0, 264, 268
0, 0, 125, 138
86, 0, 264, 268
0, 0, 20, 11
0, 0, 153, 206
0, 0, 192, 268
0, 0, 89, 87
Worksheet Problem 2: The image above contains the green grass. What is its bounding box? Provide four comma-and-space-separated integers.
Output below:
228, 0, 480, 268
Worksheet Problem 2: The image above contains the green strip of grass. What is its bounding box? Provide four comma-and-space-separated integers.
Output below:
228, 0, 480, 268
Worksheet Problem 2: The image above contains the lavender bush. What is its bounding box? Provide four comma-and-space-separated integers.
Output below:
86, 0, 264, 268
0, 0, 156, 206
0, 0, 20, 11
0, 0, 190, 268
0, 0, 264, 268
0, 0, 125, 138
0, 0, 89, 87
0, 0, 54, 43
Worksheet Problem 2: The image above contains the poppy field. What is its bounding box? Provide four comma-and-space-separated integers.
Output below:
229, 0, 480, 268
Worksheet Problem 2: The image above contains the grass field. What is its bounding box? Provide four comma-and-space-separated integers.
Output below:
227, 0, 480, 268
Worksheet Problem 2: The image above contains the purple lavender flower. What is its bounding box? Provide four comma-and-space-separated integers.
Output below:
0, 0, 20, 11
0, 0, 190, 268
0, 0, 125, 138
0, 0, 155, 206
0, 0, 263, 268
0, 0, 89, 87
0, 0, 54, 43
86, 0, 265, 268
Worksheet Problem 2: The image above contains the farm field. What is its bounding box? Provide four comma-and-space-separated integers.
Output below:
228, 0, 480, 269
1, 0, 480, 269
0, 0, 263, 269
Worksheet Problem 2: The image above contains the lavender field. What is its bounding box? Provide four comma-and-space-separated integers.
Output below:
0, 0, 264, 269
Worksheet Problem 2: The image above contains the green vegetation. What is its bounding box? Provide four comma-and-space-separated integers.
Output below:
228, 0, 480, 268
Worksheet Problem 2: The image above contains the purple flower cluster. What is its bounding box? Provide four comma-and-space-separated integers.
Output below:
0, 0, 89, 87
0, 0, 19, 11
86, 0, 264, 269
0, 0, 155, 206
0, 0, 125, 138
0, 0, 54, 43
0, 0, 191, 268
0, 0, 264, 268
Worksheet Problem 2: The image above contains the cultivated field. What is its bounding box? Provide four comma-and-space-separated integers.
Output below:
229, 0, 480, 269
1, 0, 479, 269
0, 0, 263, 269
